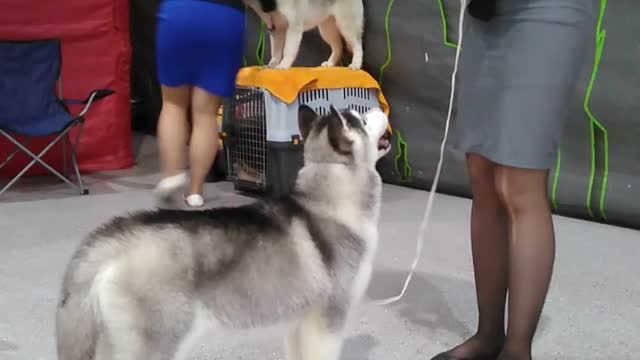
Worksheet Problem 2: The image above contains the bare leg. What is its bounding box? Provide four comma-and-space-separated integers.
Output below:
155, 85, 191, 199
157, 85, 190, 176
186, 86, 221, 205
433, 153, 507, 359
318, 16, 344, 67
494, 165, 555, 360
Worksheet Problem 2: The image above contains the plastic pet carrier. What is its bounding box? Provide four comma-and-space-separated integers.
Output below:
221, 67, 390, 196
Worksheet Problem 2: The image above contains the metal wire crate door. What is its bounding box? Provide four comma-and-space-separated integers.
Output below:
226, 88, 267, 189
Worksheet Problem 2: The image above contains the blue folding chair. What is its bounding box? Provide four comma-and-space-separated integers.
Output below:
0, 39, 114, 196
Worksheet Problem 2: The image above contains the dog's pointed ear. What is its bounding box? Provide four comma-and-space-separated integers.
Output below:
329, 104, 340, 117
298, 105, 317, 140
327, 114, 353, 156
329, 105, 347, 128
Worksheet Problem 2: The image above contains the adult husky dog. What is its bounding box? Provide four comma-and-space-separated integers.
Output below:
244, 0, 365, 70
55, 105, 391, 360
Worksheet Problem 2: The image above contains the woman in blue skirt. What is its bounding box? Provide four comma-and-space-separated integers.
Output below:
153, 0, 276, 207
431, 0, 594, 359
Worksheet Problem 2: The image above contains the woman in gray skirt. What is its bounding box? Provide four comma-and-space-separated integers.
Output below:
431, 0, 594, 359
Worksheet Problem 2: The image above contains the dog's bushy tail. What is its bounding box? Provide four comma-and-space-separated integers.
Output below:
55, 293, 97, 360
55, 286, 98, 360
55, 255, 110, 360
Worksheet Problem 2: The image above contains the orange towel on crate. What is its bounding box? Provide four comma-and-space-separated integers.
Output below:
235, 66, 392, 132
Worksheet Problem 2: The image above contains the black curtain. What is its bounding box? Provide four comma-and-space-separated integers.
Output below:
129, 0, 163, 135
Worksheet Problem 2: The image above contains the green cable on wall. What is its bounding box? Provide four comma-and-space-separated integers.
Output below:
585, 0, 609, 221
385, 0, 464, 181
551, 149, 562, 211
256, 20, 267, 66
551, 0, 609, 221
394, 131, 412, 181
393, 0, 462, 181
377, 0, 413, 181
378, 0, 395, 87
437, 0, 459, 48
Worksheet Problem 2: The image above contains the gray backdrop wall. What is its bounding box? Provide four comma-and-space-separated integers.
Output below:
242, 0, 639, 229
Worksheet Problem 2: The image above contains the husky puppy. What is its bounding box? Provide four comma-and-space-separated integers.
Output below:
55, 105, 392, 360
244, 0, 365, 70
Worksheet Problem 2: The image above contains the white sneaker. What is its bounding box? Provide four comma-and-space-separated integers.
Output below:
184, 193, 205, 207
154, 172, 188, 201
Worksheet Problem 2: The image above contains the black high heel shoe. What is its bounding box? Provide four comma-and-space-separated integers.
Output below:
429, 349, 502, 360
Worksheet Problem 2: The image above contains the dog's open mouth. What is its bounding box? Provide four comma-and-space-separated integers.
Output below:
377, 129, 392, 151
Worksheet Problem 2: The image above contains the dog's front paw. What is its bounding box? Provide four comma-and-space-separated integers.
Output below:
321, 60, 338, 67
267, 59, 281, 68
275, 63, 292, 70
348, 63, 362, 70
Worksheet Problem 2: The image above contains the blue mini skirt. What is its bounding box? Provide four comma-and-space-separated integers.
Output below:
155, 0, 246, 97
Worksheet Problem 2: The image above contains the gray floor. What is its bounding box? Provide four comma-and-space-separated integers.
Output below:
0, 134, 639, 359
1, 183, 639, 359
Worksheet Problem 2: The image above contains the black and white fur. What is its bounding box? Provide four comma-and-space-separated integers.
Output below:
244, 0, 365, 70
55, 105, 391, 360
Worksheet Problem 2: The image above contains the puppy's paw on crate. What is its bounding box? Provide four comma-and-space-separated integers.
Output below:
348, 63, 362, 70
321, 61, 334, 67
267, 59, 281, 68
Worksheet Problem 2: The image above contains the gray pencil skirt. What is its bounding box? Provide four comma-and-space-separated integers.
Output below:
453, 0, 595, 169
